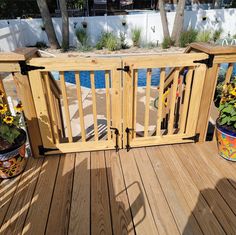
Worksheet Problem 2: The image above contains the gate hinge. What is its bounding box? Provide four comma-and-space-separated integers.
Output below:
183, 133, 200, 142
38, 145, 59, 155
193, 55, 214, 68
19, 61, 45, 75
117, 65, 130, 73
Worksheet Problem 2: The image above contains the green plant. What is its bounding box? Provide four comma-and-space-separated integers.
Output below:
218, 79, 236, 129
197, 30, 212, 42
131, 28, 141, 47
0, 91, 23, 147
179, 29, 198, 47
212, 28, 223, 42
75, 27, 91, 51
162, 37, 174, 49
96, 32, 121, 51
233, 34, 236, 39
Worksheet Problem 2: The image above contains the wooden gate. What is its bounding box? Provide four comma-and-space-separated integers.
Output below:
123, 53, 208, 149
27, 53, 208, 154
28, 57, 122, 154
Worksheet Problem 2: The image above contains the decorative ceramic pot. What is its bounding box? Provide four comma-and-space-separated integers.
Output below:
216, 120, 236, 161
0, 129, 27, 178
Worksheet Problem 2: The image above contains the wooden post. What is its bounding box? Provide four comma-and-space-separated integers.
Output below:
12, 48, 44, 158
188, 43, 236, 142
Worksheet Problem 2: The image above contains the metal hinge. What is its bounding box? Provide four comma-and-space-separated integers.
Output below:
117, 65, 130, 73
110, 127, 120, 152
183, 133, 200, 142
193, 55, 214, 68
19, 61, 45, 75
38, 145, 59, 155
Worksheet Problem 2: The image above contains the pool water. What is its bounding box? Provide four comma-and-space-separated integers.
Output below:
52, 64, 236, 88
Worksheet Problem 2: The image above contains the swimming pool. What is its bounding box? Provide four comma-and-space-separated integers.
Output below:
52, 64, 236, 88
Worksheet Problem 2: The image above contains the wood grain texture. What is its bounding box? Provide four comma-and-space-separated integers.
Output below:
69, 152, 90, 235
158, 145, 225, 235
175, 144, 236, 234
105, 151, 135, 235
133, 148, 180, 235
119, 149, 159, 235
22, 156, 60, 235
146, 146, 203, 234
91, 151, 113, 235
0, 158, 43, 235
46, 154, 75, 235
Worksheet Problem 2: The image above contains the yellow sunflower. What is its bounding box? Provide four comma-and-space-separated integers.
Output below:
14, 102, 23, 113
230, 88, 236, 97
3, 116, 14, 125
0, 104, 7, 115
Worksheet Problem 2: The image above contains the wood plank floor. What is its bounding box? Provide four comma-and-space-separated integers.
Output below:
1, 141, 236, 235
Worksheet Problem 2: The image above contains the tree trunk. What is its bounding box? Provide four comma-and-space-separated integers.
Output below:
36, 0, 60, 49
159, 0, 170, 39
59, 0, 69, 50
171, 0, 186, 45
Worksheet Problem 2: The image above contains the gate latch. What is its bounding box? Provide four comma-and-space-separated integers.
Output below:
117, 65, 130, 73
110, 127, 120, 152
38, 145, 59, 155
125, 127, 134, 152
182, 133, 200, 142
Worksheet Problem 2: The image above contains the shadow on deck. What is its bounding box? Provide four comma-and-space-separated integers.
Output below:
1, 141, 236, 235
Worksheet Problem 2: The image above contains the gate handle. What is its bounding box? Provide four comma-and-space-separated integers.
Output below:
125, 127, 134, 152
110, 127, 119, 152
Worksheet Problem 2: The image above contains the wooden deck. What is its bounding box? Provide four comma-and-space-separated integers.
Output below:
1, 141, 236, 235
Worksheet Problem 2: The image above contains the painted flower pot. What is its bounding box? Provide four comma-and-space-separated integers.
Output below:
0, 129, 27, 178
216, 121, 236, 161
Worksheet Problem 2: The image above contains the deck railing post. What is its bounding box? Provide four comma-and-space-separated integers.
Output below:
10, 48, 44, 158
188, 43, 236, 142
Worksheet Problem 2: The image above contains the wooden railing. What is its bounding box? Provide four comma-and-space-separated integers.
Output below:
188, 43, 236, 142
0, 43, 235, 156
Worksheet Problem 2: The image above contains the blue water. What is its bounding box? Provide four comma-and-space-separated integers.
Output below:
52, 63, 236, 88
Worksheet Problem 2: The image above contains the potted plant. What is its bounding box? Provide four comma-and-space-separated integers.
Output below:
0, 90, 27, 178
216, 79, 236, 161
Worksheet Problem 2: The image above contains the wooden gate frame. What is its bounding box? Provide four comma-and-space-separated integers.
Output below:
27, 57, 122, 154
122, 53, 208, 149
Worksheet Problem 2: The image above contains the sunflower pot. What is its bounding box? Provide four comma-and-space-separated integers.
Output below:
216, 120, 236, 161
0, 129, 27, 178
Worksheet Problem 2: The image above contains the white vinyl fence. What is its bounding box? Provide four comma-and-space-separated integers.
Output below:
0, 8, 236, 51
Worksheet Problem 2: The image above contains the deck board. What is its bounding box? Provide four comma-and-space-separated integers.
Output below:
1, 142, 236, 234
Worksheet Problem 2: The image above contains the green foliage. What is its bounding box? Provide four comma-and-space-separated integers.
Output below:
196, 30, 212, 42
0, 125, 20, 145
233, 34, 236, 39
179, 29, 198, 47
131, 28, 142, 47
75, 28, 91, 51
218, 80, 236, 129
212, 28, 223, 42
162, 37, 174, 49
96, 32, 121, 51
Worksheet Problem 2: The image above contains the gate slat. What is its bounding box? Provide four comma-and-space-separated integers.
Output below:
179, 68, 193, 133
156, 68, 165, 136
44, 72, 59, 143
60, 72, 73, 142
225, 63, 234, 84
75, 71, 86, 142
168, 69, 179, 134
144, 69, 152, 137
105, 71, 111, 141
132, 69, 138, 138
90, 71, 99, 141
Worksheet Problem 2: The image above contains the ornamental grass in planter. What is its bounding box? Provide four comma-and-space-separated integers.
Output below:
216, 79, 236, 161
0, 90, 27, 178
